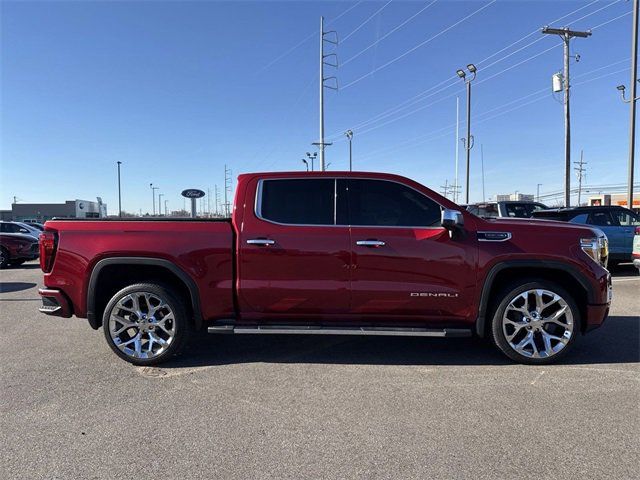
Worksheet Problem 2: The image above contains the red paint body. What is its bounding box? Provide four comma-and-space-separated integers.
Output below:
39, 171, 611, 332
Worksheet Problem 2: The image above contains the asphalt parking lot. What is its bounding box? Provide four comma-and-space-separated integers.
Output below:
1, 262, 638, 480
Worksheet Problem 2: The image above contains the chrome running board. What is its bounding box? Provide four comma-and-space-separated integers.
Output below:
207, 325, 471, 337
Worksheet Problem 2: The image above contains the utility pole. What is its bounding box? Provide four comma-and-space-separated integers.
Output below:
574, 150, 587, 206
542, 26, 592, 207
456, 64, 477, 204
214, 184, 220, 216
537, 183, 543, 202
617, 0, 639, 211
480, 144, 486, 202
117, 161, 122, 218
150, 183, 159, 215
345, 130, 353, 171
313, 16, 338, 171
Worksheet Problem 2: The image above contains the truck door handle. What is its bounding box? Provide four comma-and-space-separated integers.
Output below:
247, 238, 275, 246
356, 239, 386, 248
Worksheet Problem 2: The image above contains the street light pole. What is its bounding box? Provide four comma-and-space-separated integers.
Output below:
537, 183, 543, 202
164, 199, 168, 217
306, 152, 317, 172
302, 159, 309, 171
345, 130, 353, 171
150, 183, 159, 215
456, 64, 477, 204
117, 161, 122, 218
158, 193, 164, 216
542, 26, 592, 207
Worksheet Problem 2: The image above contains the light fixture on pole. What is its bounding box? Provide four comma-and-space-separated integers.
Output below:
345, 130, 354, 171
456, 64, 477, 204
116, 161, 122, 218
306, 152, 318, 172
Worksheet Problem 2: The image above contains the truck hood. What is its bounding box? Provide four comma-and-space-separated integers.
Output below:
480, 217, 605, 238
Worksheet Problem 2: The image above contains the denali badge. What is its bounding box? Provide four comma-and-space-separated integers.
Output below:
411, 292, 459, 298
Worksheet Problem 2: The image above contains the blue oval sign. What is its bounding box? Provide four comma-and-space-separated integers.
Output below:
181, 189, 205, 199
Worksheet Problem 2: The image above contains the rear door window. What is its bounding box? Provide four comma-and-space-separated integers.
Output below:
258, 179, 335, 225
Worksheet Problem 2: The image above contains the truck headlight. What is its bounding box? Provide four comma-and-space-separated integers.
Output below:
580, 237, 608, 267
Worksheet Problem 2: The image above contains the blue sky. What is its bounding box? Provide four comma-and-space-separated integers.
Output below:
1, 0, 636, 213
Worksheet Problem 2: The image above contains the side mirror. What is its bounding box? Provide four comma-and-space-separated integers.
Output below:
442, 209, 464, 232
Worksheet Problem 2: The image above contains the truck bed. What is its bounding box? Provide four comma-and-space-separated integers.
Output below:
43, 219, 235, 322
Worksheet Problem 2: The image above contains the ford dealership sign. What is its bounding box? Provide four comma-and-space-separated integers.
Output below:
181, 189, 205, 199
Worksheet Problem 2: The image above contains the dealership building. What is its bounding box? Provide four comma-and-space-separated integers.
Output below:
0, 198, 107, 222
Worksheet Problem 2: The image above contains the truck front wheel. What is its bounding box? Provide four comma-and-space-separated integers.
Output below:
490, 280, 580, 365
102, 283, 192, 365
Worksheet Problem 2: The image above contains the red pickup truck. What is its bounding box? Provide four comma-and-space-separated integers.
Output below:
38, 171, 612, 365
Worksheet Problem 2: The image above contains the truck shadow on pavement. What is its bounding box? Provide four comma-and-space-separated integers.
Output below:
0, 282, 37, 293
163, 314, 639, 368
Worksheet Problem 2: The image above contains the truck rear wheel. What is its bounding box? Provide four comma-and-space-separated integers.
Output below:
490, 280, 580, 365
102, 283, 192, 365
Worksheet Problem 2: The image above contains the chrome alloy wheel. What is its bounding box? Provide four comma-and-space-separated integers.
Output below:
108, 291, 176, 359
502, 289, 574, 359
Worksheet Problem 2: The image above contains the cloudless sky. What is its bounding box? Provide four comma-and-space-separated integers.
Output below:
1, 0, 636, 213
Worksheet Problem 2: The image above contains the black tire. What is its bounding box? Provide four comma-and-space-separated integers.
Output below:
489, 279, 580, 365
9, 260, 26, 266
102, 282, 193, 366
0, 247, 10, 269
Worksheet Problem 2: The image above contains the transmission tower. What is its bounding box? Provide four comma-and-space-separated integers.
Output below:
224, 165, 232, 217
574, 150, 587, 206
313, 16, 338, 171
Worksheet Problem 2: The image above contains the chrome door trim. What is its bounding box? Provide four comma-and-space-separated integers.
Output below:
355, 240, 386, 247
246, 239, 275, 246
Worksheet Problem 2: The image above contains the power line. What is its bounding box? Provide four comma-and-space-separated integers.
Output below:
339, 43, 558, 141
342, 0, 394, 43
591, 9, 632, 30
359, 62, 631, 161
330, 0, 366, 24
331, 0, 626, 137
342, 0, 439, 66
475, 0, 601, 67
258, 1, 365, 72
341, 0, 498, 89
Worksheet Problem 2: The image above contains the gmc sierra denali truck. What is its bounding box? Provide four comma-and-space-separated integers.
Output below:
38, 171, 612, 365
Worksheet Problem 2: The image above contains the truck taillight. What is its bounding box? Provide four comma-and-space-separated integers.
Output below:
39, 230, 57, 273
